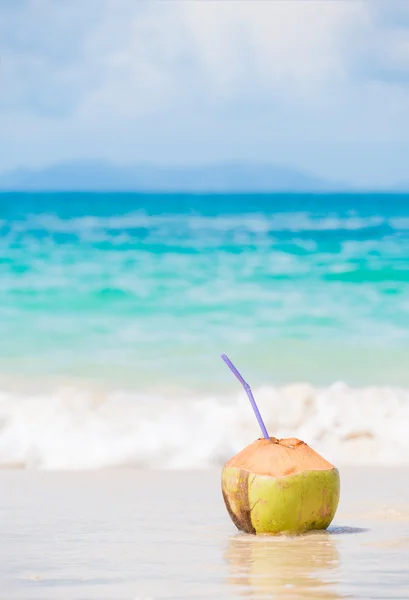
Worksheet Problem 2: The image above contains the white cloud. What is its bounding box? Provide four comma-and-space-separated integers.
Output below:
181, 1, 352, 101
1, 0, 409, 185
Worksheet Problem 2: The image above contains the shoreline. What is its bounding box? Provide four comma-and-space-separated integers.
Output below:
1, 468, 409, 599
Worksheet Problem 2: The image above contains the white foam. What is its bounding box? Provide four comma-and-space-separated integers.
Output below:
7, 211, 394, 236
0, 382, 408, 470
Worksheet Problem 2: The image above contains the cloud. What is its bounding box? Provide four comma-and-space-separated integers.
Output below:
1, 0, 409, 185
0, 0, 99, 115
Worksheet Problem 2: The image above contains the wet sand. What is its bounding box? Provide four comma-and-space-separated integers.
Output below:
1, 468, 409, 599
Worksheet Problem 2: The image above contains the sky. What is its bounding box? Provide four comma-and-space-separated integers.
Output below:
1, 0, 409, 187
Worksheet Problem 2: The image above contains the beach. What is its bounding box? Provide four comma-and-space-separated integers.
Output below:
1, 467, 409, 599
3, 0, 409, 596
1, 192, 409, 598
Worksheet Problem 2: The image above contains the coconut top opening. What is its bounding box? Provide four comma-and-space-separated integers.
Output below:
225, 437, 335, 477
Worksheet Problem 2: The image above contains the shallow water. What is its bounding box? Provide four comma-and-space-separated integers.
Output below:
1, 192, 409, 390
1, 468, 409, 599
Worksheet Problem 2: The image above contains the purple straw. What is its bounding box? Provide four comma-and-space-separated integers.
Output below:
221, 354, 270, 440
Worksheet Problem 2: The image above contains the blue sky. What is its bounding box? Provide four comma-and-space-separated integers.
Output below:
1, 0, 409, 187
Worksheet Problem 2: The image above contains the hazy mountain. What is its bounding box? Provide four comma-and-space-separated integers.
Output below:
0, 161, 334, 192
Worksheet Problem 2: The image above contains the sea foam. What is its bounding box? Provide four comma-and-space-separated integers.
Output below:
0, 382, 408, 470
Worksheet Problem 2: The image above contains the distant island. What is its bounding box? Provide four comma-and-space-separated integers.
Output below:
0, 160, 339, 192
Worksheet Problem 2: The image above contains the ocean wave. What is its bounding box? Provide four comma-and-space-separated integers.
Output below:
0, 382, 408, 470
1, 211, 404, 236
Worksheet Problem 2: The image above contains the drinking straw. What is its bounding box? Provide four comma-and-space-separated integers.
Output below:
221, 354, 270, 440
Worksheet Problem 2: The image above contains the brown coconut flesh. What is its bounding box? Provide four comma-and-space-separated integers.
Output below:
225, 437, 334, 477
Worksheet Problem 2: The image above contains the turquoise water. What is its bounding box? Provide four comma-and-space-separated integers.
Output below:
1, 192, 409, 390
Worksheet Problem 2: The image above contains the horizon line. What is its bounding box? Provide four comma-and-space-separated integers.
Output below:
1, 189, 408, 195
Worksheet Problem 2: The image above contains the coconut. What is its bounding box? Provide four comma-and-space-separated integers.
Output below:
222, 436, 340, 535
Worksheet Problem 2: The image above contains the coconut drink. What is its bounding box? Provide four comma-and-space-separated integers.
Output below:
220, 355, 340, 535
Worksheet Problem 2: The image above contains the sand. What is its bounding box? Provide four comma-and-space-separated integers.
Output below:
1, 468, 409, 599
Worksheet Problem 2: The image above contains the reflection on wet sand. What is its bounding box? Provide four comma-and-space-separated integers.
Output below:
225, 531, 341, 599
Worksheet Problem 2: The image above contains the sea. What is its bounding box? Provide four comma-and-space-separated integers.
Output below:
0, 191, 409, 469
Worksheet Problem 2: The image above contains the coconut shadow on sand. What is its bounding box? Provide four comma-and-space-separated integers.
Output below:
224, 526, 368, 599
